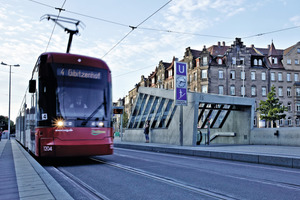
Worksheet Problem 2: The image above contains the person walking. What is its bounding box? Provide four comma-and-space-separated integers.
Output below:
0, 130, 2, 142
144, 121, 150, 143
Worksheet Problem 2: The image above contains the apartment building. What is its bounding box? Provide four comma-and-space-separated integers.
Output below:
124, 38, 300, 127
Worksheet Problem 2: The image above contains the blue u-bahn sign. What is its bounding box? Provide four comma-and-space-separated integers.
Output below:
174, 62, 188, 106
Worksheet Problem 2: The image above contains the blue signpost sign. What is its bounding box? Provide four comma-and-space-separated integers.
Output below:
174, 61, 188, 146
174, 62, 188, 106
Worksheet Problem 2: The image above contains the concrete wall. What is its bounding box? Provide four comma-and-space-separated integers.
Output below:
250, 127, 300, 146
123, 87, 256, 146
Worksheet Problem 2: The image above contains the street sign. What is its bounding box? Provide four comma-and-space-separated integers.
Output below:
174, 61, 188, 106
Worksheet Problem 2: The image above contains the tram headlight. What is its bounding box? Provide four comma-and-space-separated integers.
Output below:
54, 118, 65, 128
98, 121, 104, 127
57, 120, 64, 127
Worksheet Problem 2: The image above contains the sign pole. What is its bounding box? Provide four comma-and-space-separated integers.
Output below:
180, 105, 183, 146
174, 61, 188, 146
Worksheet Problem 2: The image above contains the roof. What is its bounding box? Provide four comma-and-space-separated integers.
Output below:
207, 45, 229, 56
268, 42, 281, 56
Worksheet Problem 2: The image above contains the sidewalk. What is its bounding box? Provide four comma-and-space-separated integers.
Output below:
114, 137, 300, 168
0, 139, 72, 200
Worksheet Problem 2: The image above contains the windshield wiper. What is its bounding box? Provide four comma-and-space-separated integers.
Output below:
81, 92, 107, 126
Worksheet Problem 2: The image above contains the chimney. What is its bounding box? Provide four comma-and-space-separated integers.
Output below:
268, 45, 270, 49
251, 44, 254, 48
218, 41, 220, 46
223, 41, 225, 46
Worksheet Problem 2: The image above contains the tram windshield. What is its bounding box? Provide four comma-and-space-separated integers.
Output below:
54, 64, 110, 121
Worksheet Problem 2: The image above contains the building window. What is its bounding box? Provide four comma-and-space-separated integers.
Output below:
259, 59, 262, 66
201, 69, 207, 79
262, 72, 266, 81
251, 72, 256, 80
295, 73, 299, 82
271, 72, 275, 81
287, 59, 291, 65
218, 85, 224, 95
278, 72, 283, 81
239, 57, 245, 65
219, 70, 224, 79
230, 86, 235, 95
230, 71, 235, 79
201, 85, 208, 93
262, 86, 267, 96
296, 88, 300, 96
241, 71, 245, 80
278, 87, 283, 97
218, 58, 222, 65
251, 86, 256, 96
288, 117, 293, 126
203, 57, 208, 66
288, 102, 292, 112
189, 75, 192, 82
295, 59, 299, 65
168, 70, 172, 77
287, 87, 291, 97
232, 57, 236, 65
280, 119, 284, 126
254, 59, 258, 65
298, 48, 300, 53
296, 118, 300, 126
189, 61, 193, 68
287, 73, 291, 82
296, 103, 300, 112
194, 86, 197, 92
194, 72, 197, 81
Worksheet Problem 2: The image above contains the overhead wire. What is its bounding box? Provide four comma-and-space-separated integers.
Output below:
101, 0, 173, 58
44, 0, 67, 52
113, 64, 155, 78
242, 25, 300, 39
27, 0, 300, 41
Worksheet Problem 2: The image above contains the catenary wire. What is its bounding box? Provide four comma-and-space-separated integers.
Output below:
44, 0, 67, 52
28, 0, 300, 42
101, 0, 172, 58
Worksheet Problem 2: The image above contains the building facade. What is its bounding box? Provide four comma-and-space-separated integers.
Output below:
123, 38, 300, 128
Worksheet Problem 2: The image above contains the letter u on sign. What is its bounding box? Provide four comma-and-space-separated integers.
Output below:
176, 63, 187, 76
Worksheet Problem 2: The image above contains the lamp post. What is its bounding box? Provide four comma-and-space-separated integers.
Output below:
1, 62, 20, 140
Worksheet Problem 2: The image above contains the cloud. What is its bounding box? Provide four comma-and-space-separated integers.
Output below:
290, 15, 300, 26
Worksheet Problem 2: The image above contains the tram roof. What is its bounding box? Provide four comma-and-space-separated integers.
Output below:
41, 52, 110, 70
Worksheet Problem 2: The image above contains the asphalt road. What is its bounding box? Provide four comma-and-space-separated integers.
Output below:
44, 148, 300, 200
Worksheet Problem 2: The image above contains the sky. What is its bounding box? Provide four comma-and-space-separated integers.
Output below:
1, 0, 300, 122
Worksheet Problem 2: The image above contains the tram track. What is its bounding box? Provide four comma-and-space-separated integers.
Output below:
90, 157, 238, 200
113, 151, 300, 192
50, 166, 110, 200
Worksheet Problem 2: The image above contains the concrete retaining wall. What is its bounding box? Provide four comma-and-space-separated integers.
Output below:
250, 127, 300, 146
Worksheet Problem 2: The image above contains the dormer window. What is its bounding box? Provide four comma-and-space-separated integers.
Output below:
254, 59, 258, 65
258, 59, 262, 66
297, 48, 300, 53
218, 58, 222, 65
269, 57, 278, 64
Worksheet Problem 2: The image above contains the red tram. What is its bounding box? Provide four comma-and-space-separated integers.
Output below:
15, 52, 113, 157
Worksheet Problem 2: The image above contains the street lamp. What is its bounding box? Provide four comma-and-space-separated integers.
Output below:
1, 62, 20, 140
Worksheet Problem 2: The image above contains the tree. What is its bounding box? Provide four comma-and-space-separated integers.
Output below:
0, 115, 15, 133
256, 85, 287, 128
122, 112, 129, 128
